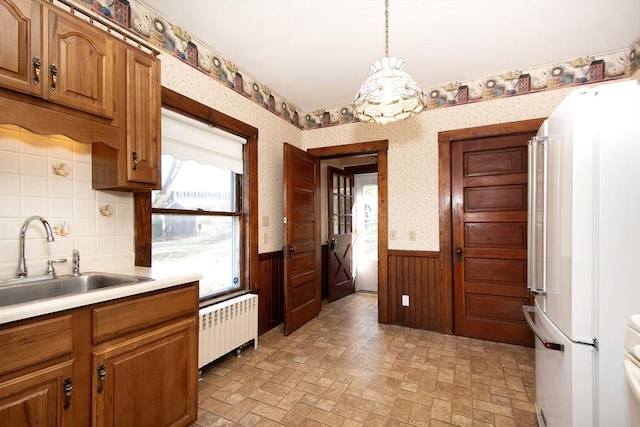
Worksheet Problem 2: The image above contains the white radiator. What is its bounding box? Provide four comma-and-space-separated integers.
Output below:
198, 294, 258, 368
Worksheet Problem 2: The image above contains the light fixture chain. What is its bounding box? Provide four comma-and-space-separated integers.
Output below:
384, 0, 389, 58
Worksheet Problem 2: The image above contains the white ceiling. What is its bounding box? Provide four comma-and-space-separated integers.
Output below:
143, 0, 640, 112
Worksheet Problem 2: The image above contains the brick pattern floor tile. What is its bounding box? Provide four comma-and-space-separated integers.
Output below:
192, 293, 537, 426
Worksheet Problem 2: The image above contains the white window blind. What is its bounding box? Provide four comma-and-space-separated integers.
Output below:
161, 107, 246, 174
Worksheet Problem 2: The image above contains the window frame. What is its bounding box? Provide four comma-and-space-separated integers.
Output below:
134, 87, 258, 305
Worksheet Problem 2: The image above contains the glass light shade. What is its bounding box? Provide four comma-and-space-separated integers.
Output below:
353, 56, 425, 125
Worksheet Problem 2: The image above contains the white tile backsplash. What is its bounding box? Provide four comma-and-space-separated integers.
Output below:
0, 152, 20, 174
0, 125, 135, 280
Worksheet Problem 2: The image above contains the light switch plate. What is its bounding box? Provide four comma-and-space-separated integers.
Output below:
402, 295, 409, 306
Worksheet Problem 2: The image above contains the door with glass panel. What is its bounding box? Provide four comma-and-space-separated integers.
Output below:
327, 166, 355, 302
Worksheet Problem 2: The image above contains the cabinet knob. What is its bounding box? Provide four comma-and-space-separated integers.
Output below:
63, 377, 73, 410
131, 151, 138, 170
97, 364, 106, 394
32, 57, 41, 85
49, 64, 58, 91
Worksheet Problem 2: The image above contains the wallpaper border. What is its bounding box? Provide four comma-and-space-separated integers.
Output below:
71, 0, 640, 130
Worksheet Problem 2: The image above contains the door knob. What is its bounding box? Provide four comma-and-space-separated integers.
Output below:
455, 247, 463, 261
330, 238, 336, 250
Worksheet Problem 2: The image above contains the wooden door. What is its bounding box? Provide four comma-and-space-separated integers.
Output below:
125, 47, 160, 185
452, 133, 534, 346
46, 6, 114, 118
283, 143, 321, 335
92, 319, 197, 427
327, 166, 355, 302
0, 0, 43, 97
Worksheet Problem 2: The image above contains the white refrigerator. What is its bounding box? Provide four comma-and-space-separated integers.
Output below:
523, 80, 640, 427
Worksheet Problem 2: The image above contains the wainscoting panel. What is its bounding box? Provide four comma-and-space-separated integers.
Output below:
388, 250, 444, 332
257, 250, 284, 336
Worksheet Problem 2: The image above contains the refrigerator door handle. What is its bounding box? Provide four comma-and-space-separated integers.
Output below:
527, 138, 536, 291
522, 305, 565, 351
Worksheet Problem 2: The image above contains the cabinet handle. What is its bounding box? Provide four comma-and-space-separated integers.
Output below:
97, 364, 106, 394
49, 64, 58, 91
32, 57, 41, 85
63, 377, 73, 410
131, 151, 138, 170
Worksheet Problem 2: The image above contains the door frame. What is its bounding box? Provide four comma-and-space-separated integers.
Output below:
308, 140, 389, 323
438, 119, 545, 334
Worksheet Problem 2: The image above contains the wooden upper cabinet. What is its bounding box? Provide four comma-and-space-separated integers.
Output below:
0, 0, 43, 96
46, 6, 115, 118
125, 47, 160, 185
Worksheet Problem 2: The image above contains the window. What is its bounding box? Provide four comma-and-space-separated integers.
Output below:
151, 108, 246, 298
134, 88, 257, 303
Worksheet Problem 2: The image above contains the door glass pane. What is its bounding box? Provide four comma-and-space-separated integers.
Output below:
332, 174, 338, 192
332, 195, 339, 215
332, 215, 339, 235
346, 177, 351, 196
339, 176, 345, 194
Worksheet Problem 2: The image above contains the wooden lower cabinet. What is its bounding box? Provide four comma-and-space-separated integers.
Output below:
0, 282, 198, 427
92, 319, 197, 427
0, 361, 74, 427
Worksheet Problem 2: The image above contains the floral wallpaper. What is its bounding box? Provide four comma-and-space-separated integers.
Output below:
70, 0, 639, 130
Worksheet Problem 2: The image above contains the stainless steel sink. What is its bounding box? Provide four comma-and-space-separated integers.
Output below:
0, 272, 153, 307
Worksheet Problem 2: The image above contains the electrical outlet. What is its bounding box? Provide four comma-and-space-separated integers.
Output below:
408, 230, 416, 241
390, 230, 397, 240
263, 232, 269, 244
262, 215, 269, 226
402, 295, 409, 306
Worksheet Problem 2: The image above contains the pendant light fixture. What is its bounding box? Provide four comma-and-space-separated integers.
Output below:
353, 0, 425, 124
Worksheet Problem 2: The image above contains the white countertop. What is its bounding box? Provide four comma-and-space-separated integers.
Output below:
0, 266, 202, 325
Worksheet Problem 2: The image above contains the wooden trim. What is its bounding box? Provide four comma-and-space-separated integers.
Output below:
388, 249, 439, 258
134, 87, 259, 296
258, 250, 285, 261
438, 118, 545, 335
344, 163, 378, 174
307, 139, 388, 158
161, 87, 258, 139
307, 140, 389, 324
134, 192, 151, 267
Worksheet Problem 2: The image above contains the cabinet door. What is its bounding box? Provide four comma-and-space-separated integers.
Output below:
46, 7, 114, 118
0, 0, 43, 96
0, 361, 74, 427
125, 48, 161, 185
92, 318, 197, 427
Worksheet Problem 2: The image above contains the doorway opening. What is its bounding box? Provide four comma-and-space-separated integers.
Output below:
307, 140, 389, 324
321, 157, 379, 301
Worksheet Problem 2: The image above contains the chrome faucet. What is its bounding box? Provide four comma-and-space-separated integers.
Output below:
72, 249, 80, 276
17, 216, 55, 278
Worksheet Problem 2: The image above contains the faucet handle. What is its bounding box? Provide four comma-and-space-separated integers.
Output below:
45, 258, 67, 277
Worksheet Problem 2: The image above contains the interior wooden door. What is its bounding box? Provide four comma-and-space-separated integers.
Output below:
452, 133, 535, 346
327, 166, 355, 302
283, 143, 321, 335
